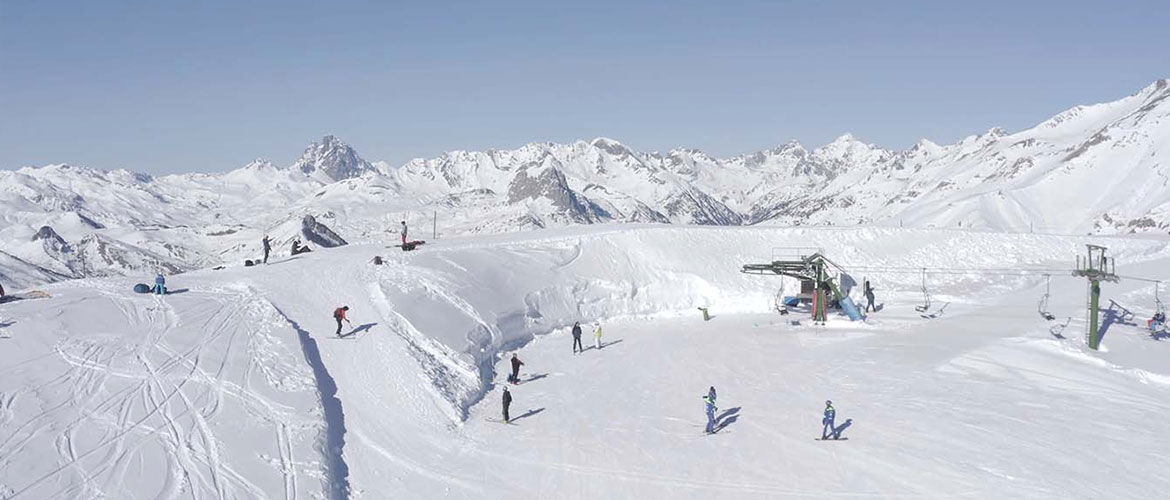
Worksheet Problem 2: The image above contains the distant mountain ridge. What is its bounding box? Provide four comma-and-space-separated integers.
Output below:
1, 80, 1168, 287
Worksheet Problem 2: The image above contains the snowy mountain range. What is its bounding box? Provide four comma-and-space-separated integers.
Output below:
2, 79, 1169, 287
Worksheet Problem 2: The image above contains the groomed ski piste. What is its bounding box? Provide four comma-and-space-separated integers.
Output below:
2, 225, 1169, 499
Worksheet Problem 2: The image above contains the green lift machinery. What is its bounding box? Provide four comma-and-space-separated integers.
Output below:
743, 249, 864, 323
1072, 244, 1119, 350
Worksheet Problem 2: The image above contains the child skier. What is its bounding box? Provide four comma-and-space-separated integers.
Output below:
571, 321, 583, 354
593, 322, 603, 350
508, 353, 524, 384
333, 306, 351, 337
703, 387, 718, 434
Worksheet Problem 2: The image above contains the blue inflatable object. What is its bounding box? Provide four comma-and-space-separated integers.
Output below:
133, 283, 150, 294
839, 296, 864, 321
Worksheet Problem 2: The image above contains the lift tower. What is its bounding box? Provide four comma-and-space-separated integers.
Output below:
1072, 245, 1119, 350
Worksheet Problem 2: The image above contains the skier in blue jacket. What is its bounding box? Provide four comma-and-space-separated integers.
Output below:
821, 400, 836, 439
152, 273, 167, 295
703, 386, 718, 434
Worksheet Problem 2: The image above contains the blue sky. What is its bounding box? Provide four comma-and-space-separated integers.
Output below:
1, 0, 1167, 174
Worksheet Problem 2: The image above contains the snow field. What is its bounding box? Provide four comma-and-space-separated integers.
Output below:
1, 225, 1169, 498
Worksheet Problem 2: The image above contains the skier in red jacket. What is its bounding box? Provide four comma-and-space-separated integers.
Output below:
333, 306, 351, 337
508, 353, 524, 384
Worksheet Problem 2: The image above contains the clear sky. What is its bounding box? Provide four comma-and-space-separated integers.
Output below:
1, 0, 1167, 174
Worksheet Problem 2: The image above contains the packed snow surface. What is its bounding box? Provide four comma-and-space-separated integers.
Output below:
1, 225, 1169, 499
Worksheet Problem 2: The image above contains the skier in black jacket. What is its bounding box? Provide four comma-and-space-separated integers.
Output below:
502, 386, 513, 423
571, 321, 583, 354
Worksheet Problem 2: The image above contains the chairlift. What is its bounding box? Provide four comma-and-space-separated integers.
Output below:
1151, 282, 1167, 335
1156, 282, 1165, 316
914, 268, 931, 313
1038, 274, 1055, 321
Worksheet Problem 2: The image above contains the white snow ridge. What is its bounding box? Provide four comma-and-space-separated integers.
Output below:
1, 82, 1170, 499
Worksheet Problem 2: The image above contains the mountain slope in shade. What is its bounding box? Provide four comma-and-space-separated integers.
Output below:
1, 80, 1169, 286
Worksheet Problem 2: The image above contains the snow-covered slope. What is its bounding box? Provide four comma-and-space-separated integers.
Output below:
3, 81, 1170, 287
2, 226, 1169, 499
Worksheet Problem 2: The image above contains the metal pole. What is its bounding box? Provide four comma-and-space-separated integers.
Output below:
1088, 280, 1101, 350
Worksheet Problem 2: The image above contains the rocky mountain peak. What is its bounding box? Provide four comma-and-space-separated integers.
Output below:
292, 135, 375, 182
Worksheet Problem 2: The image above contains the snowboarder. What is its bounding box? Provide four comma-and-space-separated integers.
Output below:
502, 386, 513, 423
152, 273, 167, 295
593, 322, 603, 350
333, 306, 351, 337
400, 221, 408, 246
571, 321, 584, 354
703, 387, 718, 434
508, 353, 524, 384
821, 400, 836, 440
864, 280, 877, 313
262, 235, 271, 264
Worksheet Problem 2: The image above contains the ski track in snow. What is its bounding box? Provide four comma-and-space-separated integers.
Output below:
270, 305, 351, 500
0, 286, 323, 500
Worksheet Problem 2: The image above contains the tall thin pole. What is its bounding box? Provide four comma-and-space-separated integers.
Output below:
1088, 280, 1101, 349
433, 210, 437, 240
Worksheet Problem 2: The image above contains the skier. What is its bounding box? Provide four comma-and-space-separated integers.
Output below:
333, 306, 351, 337
400, 221, 408, 246
262, 235, 271, 264
502, 386, 513, 423
508, 353, 524, 384
571, 321, 583, 354
821, 400, 836, 440
152, 273, 167, 295
703, 387, 718, 434
593, 322, 603, 350
864, 280, 877, 313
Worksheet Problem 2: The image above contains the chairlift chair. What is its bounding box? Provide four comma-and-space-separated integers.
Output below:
1038, 274, 1056, 321
1151, 282, 1167, 334
914, 268, 931, 313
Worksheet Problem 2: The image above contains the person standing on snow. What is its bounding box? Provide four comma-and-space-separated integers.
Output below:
593, 322, 603, 350
822, 400, 836, 439
508, 353, 525, 384
333, 306, 351, 337
400, 221, 408, 246
153, 273, 167, 295
703, 387, 719, 434
0, 282, 5, 301
571, 321, 584, 354
502, 386, 513, 423
262, 235, 271, 264
864, 280, 876, 313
